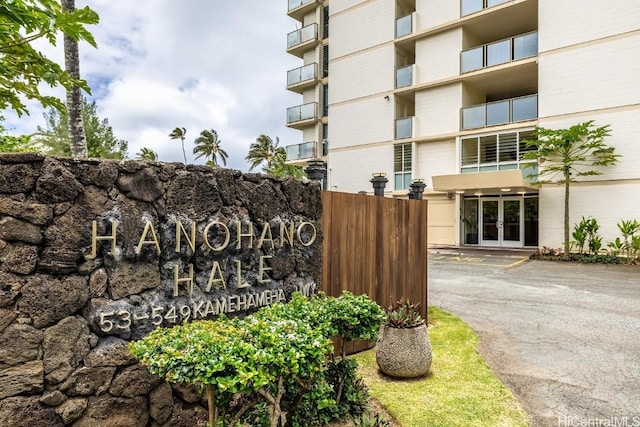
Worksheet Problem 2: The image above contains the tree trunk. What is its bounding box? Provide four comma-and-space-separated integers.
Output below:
180, 137, 187, 164
206, 386, 218, 427
62, 0, 88, 158
563, 177, 570, 258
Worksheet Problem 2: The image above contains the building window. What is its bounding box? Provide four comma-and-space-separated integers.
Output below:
460, 130, 536, 174
322, 84, 328, 117
322, 44, 329, 78
322, 123, 328, 156
323, 6, 329, 39
394, 143, 412, 190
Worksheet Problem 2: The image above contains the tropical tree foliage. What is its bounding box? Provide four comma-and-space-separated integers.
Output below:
0, 117, 33, 153
246, 134, 284, 171
32, 98, 128, 159
194, 128, 228, 167
0, 0, 99, 116
245, 134, 305, 178
168, 126, 187, 164
136, 147, 158, 162
266, 158, 305, 179
522, 120, 620, 257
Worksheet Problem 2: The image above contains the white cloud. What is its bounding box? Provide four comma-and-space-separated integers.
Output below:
4, 0, 302, 171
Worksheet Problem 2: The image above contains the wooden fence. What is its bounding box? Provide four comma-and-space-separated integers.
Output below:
321, 191, 429, 353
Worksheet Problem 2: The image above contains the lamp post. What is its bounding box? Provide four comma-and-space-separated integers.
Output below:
370, 173, 388, 197
408, 179, 426, 200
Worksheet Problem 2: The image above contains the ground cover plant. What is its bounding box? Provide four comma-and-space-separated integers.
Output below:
129, 291, 385, 427
351, 307, 529, 427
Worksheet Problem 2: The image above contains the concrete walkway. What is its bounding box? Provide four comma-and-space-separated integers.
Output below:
429, 251, 640, 427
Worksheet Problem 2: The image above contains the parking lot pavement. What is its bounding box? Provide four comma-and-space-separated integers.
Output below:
429, 246, 535, 268
430, 251, 530, 268
428, 253, 640, 427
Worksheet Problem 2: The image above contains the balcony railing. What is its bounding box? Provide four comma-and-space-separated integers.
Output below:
460, 31, 538, 74
461, 0, 509, 17
395, 117, 414, 139
395, 65, 414, 88
461, 94, 538, 130
288, 0, 319, 21
287, 23, 318, 50
288, 0, 314, 11
287, 102, 317, 124
396, 13, 413, 38
287, 63, 318, 87
286, 141, 317, 162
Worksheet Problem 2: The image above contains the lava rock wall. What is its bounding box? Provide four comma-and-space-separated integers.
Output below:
0, 153, 322, 426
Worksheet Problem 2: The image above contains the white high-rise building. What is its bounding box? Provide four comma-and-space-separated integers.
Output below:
285, 0, 640, 249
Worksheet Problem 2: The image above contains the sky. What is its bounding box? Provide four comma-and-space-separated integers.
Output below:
4, 1, 302, 172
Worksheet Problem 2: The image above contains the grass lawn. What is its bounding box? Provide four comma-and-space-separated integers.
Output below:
351, 306, 529, 427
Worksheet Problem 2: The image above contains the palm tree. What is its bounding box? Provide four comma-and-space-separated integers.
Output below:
62, 0, 87, 157
136, 147, 158, 162
193, 129, 228, 167
169, 127, 187, 164
245, 134, 284, 172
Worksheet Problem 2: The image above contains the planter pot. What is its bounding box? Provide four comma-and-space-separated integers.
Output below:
375, 323, 432, 378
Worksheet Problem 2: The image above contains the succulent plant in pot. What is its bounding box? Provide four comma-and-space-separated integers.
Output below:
375, 298, 432, 378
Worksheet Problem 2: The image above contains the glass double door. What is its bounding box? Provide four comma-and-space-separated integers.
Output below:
480, 198, 523, 247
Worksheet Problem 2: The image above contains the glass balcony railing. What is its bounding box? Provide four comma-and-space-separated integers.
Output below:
460, 31, 538, 73
461, 0, 510, 17
511, 94, 538, 122
287, 63, 318, 87
395, 65, 414, 88
287, 102, 317, 124
286, 141, 317, 161
287, 24, 318, 49
396, 13, 413, 38
513, 32, 538, 60
395, 117, 414, 139
461, 94, 538, 130
288, 0, 314, 12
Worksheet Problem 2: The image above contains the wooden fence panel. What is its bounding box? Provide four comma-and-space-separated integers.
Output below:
321, 192, 428, 354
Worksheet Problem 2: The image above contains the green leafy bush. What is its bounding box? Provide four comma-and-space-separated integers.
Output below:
288, 359, 369, 427
255, 292, 384, 425
608, 219, 640, 263
325, 292, 386, 343
129, 291, 385, 427
572, 216, 602, 255
256, 291, 385, 358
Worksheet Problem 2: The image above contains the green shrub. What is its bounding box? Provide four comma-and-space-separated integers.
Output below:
607, 237, 624, 257
571, 216, 602, 256
288, 359, 369, 427
129, 291, 385, 427
610, 219, 640, 263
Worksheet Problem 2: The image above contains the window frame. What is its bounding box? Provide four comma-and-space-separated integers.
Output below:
394, 143, 413, 190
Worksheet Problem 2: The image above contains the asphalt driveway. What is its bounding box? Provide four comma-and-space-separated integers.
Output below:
429, 250, 640, 427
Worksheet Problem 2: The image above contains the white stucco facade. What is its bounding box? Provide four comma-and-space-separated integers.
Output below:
285, 0, 640, 249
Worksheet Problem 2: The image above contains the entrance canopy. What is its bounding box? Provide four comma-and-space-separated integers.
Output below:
432, 170, 538, 196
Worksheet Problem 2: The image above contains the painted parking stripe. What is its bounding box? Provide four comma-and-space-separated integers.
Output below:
430, 254, 529, 268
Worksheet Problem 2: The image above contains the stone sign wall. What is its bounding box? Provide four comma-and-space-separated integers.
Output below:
0, 153, 322, 426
